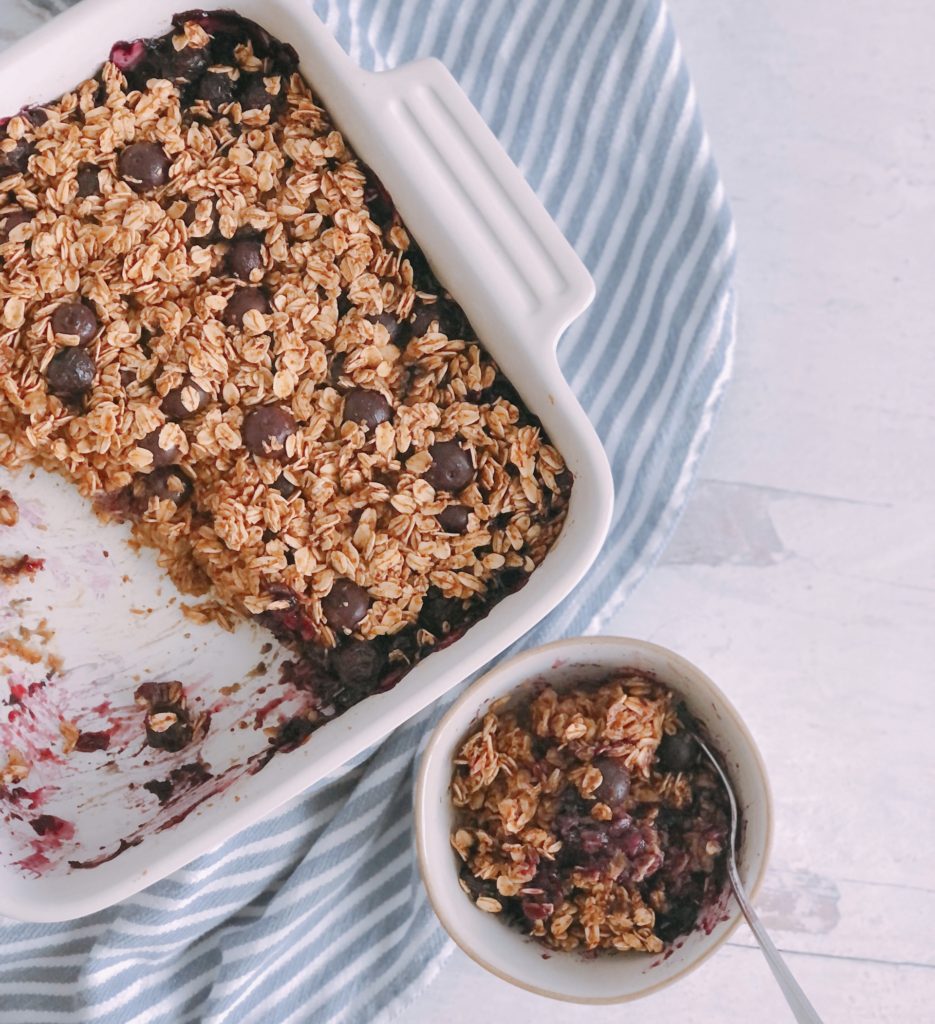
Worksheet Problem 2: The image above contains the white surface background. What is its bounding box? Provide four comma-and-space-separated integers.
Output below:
408, 1, 935, 1021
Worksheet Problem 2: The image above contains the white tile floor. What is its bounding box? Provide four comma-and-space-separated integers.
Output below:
409, 1, 935, 1020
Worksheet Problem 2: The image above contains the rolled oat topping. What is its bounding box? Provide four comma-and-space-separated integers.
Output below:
0, 12, 572, 726
450, 675, 730, 953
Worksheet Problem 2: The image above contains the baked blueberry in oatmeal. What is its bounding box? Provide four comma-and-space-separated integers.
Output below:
450, 675, 730, 952
0, 13, 572, 742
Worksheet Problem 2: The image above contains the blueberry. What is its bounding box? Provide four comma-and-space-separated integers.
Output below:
24, 107, 49, 128
227, 239, 264, 281
423, 439, 474, 492
137, 428, 179, 469
408, 302, 443, 338
436, 504, 469, 534
409, 298, 468, 339
76, 163, 102, 198
274, 715, 314, 750
654, 900, 700, 943
46, 347, 96, 397
183, 198, 218, 240
322, 578, 370, 633
521, 901, 552, 922
370, 311, 407, 345
223, 287, 270, 328
362, 170, 395, 227
555, 468, 574, 493
406, 248, 440, 293
143, 778, 173, 804
330, 639, 383, 691
239, 75, 280, 112
328, 352, 346, 384
242, 405, 296, 458
144, 467, 192, 504
110, 39, 148, 73
620, 825, 647, 859
51, 301, 98, 343
119, 142, 170, 191
162, 377, 209, 419
342, 387, 392, 430
164, 45, 208, 84
197, 71, 237, 109
0, 138, 34, 178
657, 732, 697, 772
0, 209, 33, 242
272, 474, 298, 499
593, 757, 631, 806
419, 587, 460, 635
577, 825, 610, 856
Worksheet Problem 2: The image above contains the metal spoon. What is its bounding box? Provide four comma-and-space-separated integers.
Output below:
690, 730, 824, 1024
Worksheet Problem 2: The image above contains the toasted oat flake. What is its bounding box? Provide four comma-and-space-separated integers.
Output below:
147, 712, 179, 733
59, 720, 80, 754
0, 748, 31, 785
0, 490, 18, 528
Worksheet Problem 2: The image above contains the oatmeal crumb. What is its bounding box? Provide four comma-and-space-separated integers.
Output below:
451, 675, 730, 954
0, 748, 30, 785
591, 801, 613, 821
60, 720, 80, 754
0, 491, 18, 527
0, 555, 44, 585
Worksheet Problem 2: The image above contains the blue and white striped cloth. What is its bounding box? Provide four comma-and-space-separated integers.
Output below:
0, 1, 736, 1021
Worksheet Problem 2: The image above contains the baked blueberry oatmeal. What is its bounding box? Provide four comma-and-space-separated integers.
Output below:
0, 12, 572, 736
450, 675, 730, 952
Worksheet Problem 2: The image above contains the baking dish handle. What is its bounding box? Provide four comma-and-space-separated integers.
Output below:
367, 59, 595, 349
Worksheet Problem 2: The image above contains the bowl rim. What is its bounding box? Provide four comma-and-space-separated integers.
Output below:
413, 635, 775, 1004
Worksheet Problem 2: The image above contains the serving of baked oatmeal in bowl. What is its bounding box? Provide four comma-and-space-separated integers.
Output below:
415, 636, 772, 1003
0, 0, 611, 920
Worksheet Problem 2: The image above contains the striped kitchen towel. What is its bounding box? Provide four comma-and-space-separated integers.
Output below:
0, 1, 736, 1022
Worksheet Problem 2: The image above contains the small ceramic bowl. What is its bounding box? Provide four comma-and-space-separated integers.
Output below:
414, 636, 773, 1003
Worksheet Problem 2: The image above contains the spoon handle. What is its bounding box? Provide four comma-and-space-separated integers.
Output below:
728, 860, 824, 1023
690, 730, 823, 1023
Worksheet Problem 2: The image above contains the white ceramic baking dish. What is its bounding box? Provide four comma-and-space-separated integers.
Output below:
0, 0, 612, 921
